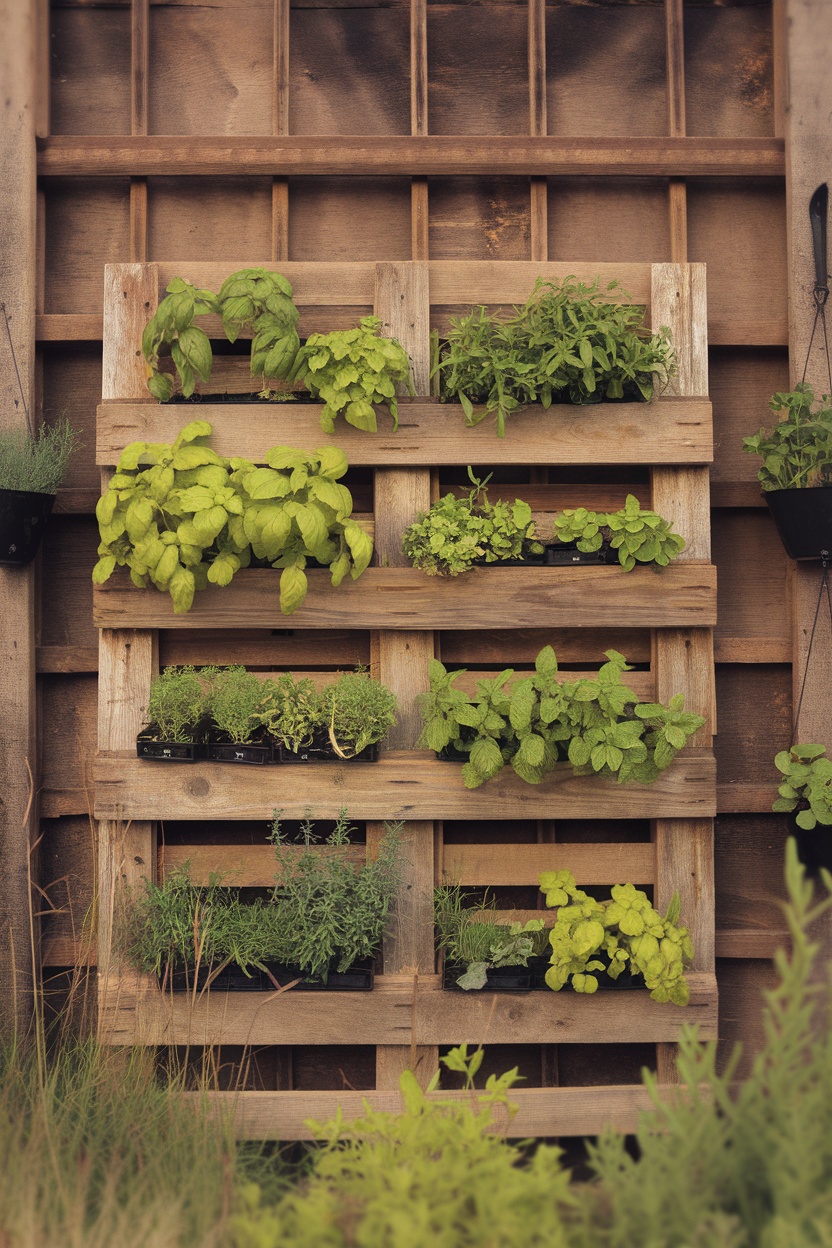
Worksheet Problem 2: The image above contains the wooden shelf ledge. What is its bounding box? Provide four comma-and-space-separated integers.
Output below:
93, 563, 717, 630
96, 396, 713, 468
93, 749, 716, 821
98, 969, 718, 1046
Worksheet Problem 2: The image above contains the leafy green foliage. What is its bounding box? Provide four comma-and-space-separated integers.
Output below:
289, 315, 414, 433
417, 645, 704, 789
230, 1049, 574, 1248
123, 865, 228, 981
141, 270, 301, 400
144, 664, 212, 742
0, 418, 79, 494
743, 383, 832, 491
258, 672, 324, 752
208, 666, 270, 744
93, 424, 371, 615
319, 670, 398, 757
434, 885, 546, 990
539, 870, 693, 1005
402, 468, 544, 576
433, 276, 675, 436
773, 743, 832, 829
554, 494, 685, 571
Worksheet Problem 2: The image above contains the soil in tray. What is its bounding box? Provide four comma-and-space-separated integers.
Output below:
278, 734, 380, 764
443, 963, 534, 992
160, 958, 374, 993
205, 730, 274, 765
136, 727, 205, 762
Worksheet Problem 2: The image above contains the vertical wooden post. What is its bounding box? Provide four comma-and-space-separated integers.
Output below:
129, 0, 149, 262
272, 0, 290, 262
664, 0, 688, 264
528, 0, 547, 263
0, 0, 38, 1038
97, 265, 159, 1018
368, 261, 437, 1090
410, 0, 429, 262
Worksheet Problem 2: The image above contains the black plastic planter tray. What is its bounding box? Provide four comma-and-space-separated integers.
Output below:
136, 730, 205, 762
270, 959, 375, 991
443, 963, 534, 992
206, 735, 274, 765
278, 736, 380, 764
169, 392, 313, 405
472, 549, 548, 568
764, 485, 832, 561
437, 744, 470, 763
546, 543, 618, 567
0, 488, 55, 567
160, 958, 374, 993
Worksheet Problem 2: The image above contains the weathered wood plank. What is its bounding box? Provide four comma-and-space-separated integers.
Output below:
93, 750, 717, 822
37, 134, 786, 179
98, 969, 718, 1046
92, 564, 718, 630
95, 397, 713, 466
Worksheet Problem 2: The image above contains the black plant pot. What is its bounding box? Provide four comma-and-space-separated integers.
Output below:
269, 958, 375, 991
0, 488, 55, 567
789, 811, 832, 878
546, 541, 618, 567
764, 485, 832, 560
205, 732, 274, 765
136, 727, 205, 762
472, 548, 548, 569
161, 963, 269, 993
443, 963, 533, 992
278, 733, 380, 764
437, 743, 470, 763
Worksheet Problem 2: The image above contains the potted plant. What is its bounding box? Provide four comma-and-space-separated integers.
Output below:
434, 886, 547, 992
288, 315, 414, 433
742, 384, 832, 559
772, 744, 832, 876
402, 469, 545, 576
262, 670, 396, 762
205, 666, 274, 765
0, 419, 77, 567
433, 276, 675, 437
417, 645, 704, 790
551, 495, 685, 570
124, 810, 403, 992
136, 665, 212, 761
539, 870, 693, 1005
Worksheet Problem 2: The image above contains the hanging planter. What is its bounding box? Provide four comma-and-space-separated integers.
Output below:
773, 746, 832, 878
763, 485, 832, 561
0, 489, 56, 567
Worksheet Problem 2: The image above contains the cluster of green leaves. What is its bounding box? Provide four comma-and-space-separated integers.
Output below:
434, 885, 547, 990
144, 664, 212, 742
773, 743, 832, 829
554, 493, 686, 571
93, 422, 372, 615
0, 418, 79, 494
433, 276, 675, 437
208, 666, 269, 744
288, 315, 414, 433
125, 811, 402, 984
257, 669, 398, 755
402, 468, 544, 576
141, 270, 301, 401
540, 869, 693, 1005
417, 644, 704, 789
743, 383, 832, 491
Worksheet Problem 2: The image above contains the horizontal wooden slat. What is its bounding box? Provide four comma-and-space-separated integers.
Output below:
38, 135, 785, 179
714, 637, 791, 664
195, 1084, 668, 1140
707, 319, 788, 347
94, 749, 716, 821
443, 842, 654, 886
36, 645, 99, 673
155, 261, 376, 305
98, 969, 718, 1045
161, 842, 366, 885
93, 564, 717, 630
715, 930, 788, 960
710, 483, 766, 509
96, 397, 713, 467
716, 783, 778, 814
54, 488, 99, 514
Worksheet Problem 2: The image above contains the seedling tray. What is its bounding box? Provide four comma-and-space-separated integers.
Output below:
443, 963, 534, 992
136, 729, 205, 762
205, 735, 273, 765
160, 958, 375, 993
472, 549, 548, 568
278, 737, 380, 764
546, 543, 618, 567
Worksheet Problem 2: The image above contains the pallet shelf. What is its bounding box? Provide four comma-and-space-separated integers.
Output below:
95, 257, 716, 1140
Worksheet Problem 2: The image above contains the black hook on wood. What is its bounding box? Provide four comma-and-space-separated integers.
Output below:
810, 184, 829, 307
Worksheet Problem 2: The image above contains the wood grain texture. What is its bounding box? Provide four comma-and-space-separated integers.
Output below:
93, 750, 717, 822
96, 397, 714, 467
442, 842, 655, 887
98, 969, 718, 1046
101, 264, 157, 400
37, 134, 786, 178
93, 564, 717, 630
654, 819, 715, 972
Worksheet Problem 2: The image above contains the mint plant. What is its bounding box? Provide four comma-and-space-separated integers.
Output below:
773, 744, 832, 828
743, 384, 832, 490
402, 468, 544, 576
433, 276, 675, 436
539, 869, 693, 1005
417, 644, 704, 789
144, 665, 212, 743
289, 315, 414, 433
554, 494, 685, 571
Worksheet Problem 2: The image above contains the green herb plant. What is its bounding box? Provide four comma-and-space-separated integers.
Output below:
417, 644, 704, 789
434, 885, 546, 990
772, 743, 832, 828
289, 315, 414, 433
433, 276, 675, 436
144, 664, 213, 743
402, 468, 544, 576
540, 869, 693, 1005
743, 383, 832, 490
319, 670, 398, 758
208, 666, 271, 745
0, 419, 78, 494
554, 494, 685, 571
141, 278, 220, 401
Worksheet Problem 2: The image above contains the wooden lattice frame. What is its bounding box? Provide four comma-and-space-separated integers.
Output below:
95, 259, 716, 1137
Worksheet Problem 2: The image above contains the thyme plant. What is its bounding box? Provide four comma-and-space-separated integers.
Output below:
144, 665, 212, 742
208, 666, 271, 744
0, 419, 78, 494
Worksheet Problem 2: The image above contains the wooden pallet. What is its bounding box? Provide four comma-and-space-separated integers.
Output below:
96, 258, 716, 1138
